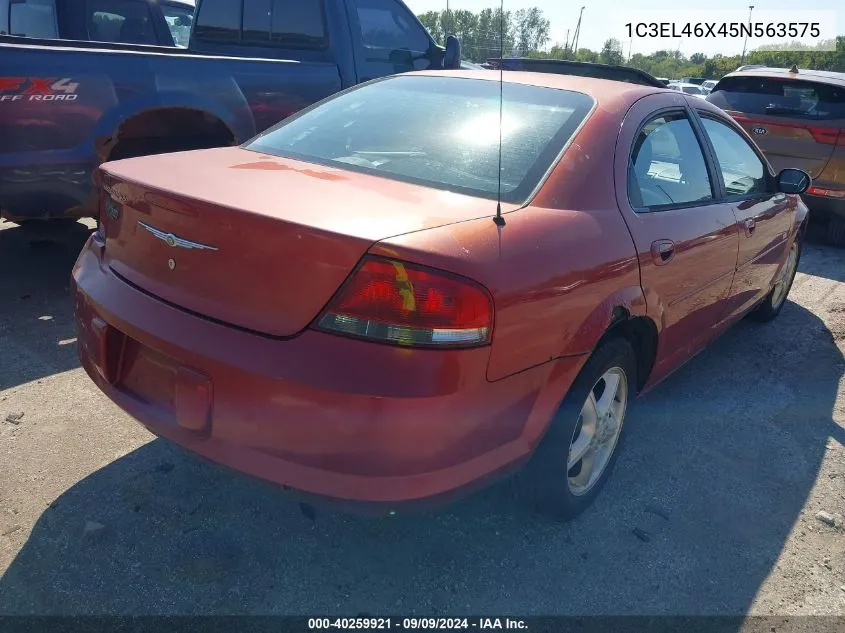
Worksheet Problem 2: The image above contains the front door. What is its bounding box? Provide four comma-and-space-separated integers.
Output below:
693, 113, 796, 320
614, 94, 740, 389
347, 0, 441, 83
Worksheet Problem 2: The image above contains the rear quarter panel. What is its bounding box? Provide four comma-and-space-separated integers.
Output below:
371, 103, 645, 382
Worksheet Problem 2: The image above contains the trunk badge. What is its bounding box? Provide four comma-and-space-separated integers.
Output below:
138, 222, 218, 251
752, 127, 767, 135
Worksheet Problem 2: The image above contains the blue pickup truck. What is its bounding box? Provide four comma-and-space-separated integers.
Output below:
0, 0, 459, 222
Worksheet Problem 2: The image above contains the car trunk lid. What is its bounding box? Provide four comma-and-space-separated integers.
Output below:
99, 147, 505, 337
727, 111, 842, 178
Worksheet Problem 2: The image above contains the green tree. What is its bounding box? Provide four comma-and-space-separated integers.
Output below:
513, 7, 550, 54
599, 38, 624, 65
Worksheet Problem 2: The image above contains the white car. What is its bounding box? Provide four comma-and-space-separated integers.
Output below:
667, 82, 706, 97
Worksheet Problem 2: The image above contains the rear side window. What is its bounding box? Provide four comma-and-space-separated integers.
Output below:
270, 0, 326, 47
194, 0, 241, 42
86, 0, 158, 45
700, 117, 770, 197
196, 0, 327, 48
246, 76, 594, 204
708, 76, 845, 121
9, 0, 57, 38
628, 112, 714, 209
355, 0, 430, 51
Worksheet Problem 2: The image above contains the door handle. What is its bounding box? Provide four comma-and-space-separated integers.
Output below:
744, 218, 756, 236
650, 239, 675, 266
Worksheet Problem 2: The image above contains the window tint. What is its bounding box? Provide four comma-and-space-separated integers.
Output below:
243, 0, 271, 43
194, 0, 241, 42
270, 0, 326, 48
246, 76, 594, 204
86, 0, 158, 44
700, 117, 770, 197
355, 0, 429, 51
629, 112, 713, 209
708, 76, 845, 121
161, 1, 194, 47
9, 0, 57, 38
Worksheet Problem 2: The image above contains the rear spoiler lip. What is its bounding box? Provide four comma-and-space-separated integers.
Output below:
486, 58, 667, 89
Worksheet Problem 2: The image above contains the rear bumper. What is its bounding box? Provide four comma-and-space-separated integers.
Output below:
71, 240, 585, 508
0, 162, 96, 222
803, 192, 845, 219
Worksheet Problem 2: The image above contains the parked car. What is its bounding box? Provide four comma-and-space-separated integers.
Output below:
668, 82, 706, 97
0, 0, 458, 223
73, 70, 810, 519
701, 79, 717, 94
681, 77, 707, 86
707, 67, 845, 245
486, 58, 665, 88
655, 77, 671, 86
161, 0, 195, 47
0, 0, 190, 46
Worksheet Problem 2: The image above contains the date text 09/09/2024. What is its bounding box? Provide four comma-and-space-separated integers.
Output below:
308, 618, 528, 630
625, 22, 821, 39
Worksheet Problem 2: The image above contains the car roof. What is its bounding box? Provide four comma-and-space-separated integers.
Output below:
721, 67, 845, 87
413, 70, 662, 108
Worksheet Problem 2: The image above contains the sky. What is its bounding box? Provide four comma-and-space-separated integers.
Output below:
404, 0, 843, 57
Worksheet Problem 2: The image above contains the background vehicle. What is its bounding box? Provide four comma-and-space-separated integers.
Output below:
681, 77, 707, 86
0, 0, 193, 46
668, 82, 705, 97
73, 70, 809, 520
707, 67, 845, 246
655, 76, 671, 86
701, 79, 717, 94
161, 0, 195, 47
0, 0, 458, 223
486, 58, 665, 88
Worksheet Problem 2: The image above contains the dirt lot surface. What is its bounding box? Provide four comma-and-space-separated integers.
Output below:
0, 219, 843, 617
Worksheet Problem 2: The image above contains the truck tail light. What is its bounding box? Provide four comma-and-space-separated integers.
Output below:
315, 257, 493, 348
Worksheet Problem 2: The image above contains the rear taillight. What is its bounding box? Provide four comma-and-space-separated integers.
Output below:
316, 257, 493, 348
808, 126, 842, 145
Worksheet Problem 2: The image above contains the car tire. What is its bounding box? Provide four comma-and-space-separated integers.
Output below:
750, 238, 801, 323
514, 336, 637, 521
826, 215, 845, 248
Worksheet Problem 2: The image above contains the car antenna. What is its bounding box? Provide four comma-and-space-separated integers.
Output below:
493, 0, 506, 227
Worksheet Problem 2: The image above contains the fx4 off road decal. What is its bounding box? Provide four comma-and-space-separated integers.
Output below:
0, 77, 81, 102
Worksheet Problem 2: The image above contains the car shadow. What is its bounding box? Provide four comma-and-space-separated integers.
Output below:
1, 247, 843, 617
0, 221, 92, 391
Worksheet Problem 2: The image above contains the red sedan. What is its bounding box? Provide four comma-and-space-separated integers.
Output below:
72, 71, 810, 519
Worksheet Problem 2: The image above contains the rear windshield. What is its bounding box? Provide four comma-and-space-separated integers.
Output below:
708, 76, 845, 121
245, 75, 594, 204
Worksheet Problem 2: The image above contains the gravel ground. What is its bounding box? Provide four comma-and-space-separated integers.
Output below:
0, 218, 843, 617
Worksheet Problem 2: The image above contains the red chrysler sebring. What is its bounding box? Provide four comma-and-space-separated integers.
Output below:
72, 71, 810, 519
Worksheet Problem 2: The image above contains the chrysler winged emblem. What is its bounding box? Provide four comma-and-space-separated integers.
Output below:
138, 221, 218, 251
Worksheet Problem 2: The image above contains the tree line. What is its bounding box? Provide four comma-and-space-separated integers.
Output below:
416, 8, 845, 78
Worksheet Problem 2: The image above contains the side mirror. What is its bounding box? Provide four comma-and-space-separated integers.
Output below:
777, 168, 811, 195
443, 35, 461, 70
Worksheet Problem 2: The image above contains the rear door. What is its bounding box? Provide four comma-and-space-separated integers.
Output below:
693, 110, 795, 321
346, 0, 441, 82
707, 74, 845, 179
614, 93, 739, 388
